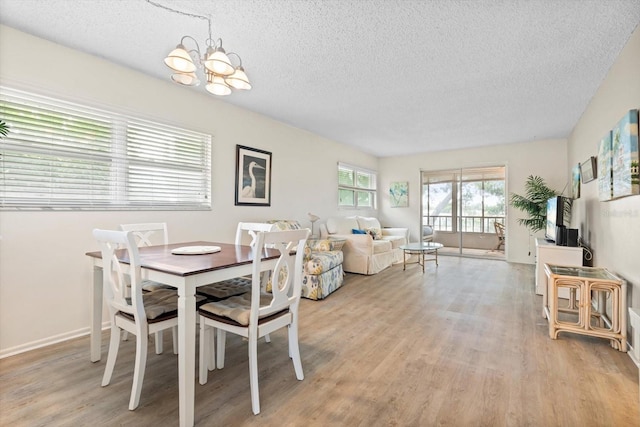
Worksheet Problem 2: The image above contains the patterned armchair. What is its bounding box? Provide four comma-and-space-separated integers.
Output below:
267, 220, 345, 300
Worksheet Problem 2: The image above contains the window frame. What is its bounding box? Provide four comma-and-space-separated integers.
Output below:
337, 162, 377, 209
0, 86, 212, 211
422, 167, 505, 234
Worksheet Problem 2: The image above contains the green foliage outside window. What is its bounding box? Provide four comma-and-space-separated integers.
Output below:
0, 120, 8, 139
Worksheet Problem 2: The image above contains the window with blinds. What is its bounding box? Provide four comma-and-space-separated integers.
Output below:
0, 87, 211, 210
338, 162, 377, 208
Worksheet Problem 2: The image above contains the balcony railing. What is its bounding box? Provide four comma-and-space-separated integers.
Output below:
424, 215, 504, 233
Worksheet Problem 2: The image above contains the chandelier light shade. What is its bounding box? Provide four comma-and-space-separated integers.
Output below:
206, 73, 232, 96
204, 46, 235, 76
164, 44, 197, 73
171, 72, 200, 86
148, 0, 251, 97
226, 66, 252, 90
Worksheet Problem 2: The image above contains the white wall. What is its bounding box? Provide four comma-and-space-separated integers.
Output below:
378, 139, 569, 265
0, 26, 377, 355
566, 27, 640, 317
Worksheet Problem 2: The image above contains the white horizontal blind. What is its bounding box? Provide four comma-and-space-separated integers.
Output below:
337, 162, 377, 208
0, 87, 211, 210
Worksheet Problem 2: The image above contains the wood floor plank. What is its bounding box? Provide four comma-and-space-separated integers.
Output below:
1, 257, 638, 426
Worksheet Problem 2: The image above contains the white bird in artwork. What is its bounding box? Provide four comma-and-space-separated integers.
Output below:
241, 161, 265, 198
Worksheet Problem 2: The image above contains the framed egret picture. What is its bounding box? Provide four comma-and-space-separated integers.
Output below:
235, 145, 271, 206
390, 181, 409, 207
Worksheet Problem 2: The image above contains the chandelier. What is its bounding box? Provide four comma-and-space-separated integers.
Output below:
147, 0, 251, 96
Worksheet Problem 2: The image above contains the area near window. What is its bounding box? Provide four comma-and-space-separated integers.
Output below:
0, 86, 211, 211
337, 162, 377, 209
421, 166, 506, 258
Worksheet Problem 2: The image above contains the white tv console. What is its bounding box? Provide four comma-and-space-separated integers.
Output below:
535, 238, 583, 295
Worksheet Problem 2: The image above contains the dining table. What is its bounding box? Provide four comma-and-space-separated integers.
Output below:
86, 240, 280, 427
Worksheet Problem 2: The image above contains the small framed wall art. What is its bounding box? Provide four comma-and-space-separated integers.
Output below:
571, 164, 581, 199
235, 145, 272, 206
389, 181, 408, 207
580, 156, 597, 183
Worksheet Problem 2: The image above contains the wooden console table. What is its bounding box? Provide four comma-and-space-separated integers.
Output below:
543, 264, 627, 351
535, 238, 583, 295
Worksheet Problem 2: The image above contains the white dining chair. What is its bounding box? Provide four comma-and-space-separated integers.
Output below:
119, 222, 173, 352
196, 222, 275, 301
197, 222, 278, 347
198, 228, 310, 415
119, 222, 172, 292
93, 229, 181, 411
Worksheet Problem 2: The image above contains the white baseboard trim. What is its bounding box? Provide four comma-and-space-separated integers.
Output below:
0, 322, 110, 359
629, 308, 640, 368
628, 343, 640, 368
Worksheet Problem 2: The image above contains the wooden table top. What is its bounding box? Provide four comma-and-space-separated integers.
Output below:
86, 241, 280, 277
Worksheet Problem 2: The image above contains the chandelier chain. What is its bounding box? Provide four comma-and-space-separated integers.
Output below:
145, 0, 213, 41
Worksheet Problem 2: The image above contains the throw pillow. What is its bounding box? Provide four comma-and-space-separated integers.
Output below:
352, 229, 367, 234
357, 217, 382, 236
365, 228, 380, 240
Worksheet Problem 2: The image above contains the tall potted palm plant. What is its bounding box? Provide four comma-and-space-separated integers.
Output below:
509, 175, 559, 233
510, 175, 566, 256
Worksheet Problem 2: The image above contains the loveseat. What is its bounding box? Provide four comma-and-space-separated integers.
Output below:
320, 216, 409, 275
267, 220, 345, 300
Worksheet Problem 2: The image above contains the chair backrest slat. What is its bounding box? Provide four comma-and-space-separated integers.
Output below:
120, 222, 169, 247
235, 222, 275, 247
251, 229, 309, 322
93, 229, 145, 321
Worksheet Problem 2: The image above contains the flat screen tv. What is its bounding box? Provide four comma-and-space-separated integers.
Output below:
545, 196, 572, 244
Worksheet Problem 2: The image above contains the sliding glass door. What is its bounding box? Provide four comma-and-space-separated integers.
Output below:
421, 166, 506, 258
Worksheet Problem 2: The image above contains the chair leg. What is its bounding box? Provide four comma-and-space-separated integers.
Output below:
102, 324, 122, 387
199, 319, 208, 385
255, 277, 270, 346
208, 327, 216, 371
248, 334, 260, 415
155, 331, 163, 354
172, 326, 178, 355
216, 329, 226, 369
129, 332, 148, 410
288, 323, 304, 380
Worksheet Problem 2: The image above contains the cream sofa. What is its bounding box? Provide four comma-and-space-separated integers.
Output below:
320, 216, 409, 275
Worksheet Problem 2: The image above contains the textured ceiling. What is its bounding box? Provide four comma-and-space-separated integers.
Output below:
0, 0, 639, 157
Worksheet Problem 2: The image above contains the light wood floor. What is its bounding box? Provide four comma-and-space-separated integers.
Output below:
1, 258, 638, 426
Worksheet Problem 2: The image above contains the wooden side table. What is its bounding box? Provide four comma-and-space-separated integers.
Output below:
543, 264, 627, 351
